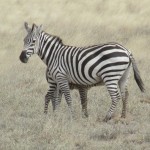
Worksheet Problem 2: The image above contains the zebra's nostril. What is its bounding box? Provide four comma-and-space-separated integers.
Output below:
19, 51, 28, 63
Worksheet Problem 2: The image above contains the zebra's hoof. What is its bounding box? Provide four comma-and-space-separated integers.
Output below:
103, 115, 111, 122
44, 111, 48, 114
82, 113, 89, 118
121, 114, 126, 118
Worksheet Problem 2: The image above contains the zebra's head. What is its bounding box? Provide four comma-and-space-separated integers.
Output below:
19, 22, 42, 63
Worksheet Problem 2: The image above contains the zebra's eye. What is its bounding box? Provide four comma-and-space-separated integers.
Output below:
32, 39, 36, 43
24, 38, 30, 44
27, 40, 30, 44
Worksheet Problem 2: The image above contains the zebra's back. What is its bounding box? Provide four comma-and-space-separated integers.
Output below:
59, 43, 130, 86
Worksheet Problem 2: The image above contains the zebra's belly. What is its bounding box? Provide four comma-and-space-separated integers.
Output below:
69, 81, 104, 90
67, 73, 103, 85
68, 76, 104, 89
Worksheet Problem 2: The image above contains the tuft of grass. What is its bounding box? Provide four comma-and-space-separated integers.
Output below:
90, 129, 118, 141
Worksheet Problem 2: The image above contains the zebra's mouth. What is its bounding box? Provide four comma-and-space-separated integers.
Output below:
19, 51, 29, 63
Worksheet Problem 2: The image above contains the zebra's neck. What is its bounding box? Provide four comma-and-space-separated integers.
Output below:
37, 31, 64, 66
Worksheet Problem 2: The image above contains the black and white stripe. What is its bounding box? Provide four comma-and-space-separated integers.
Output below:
20, 23, 145, 121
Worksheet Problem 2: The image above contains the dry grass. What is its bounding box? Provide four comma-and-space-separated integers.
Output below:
0, 0, 150, 149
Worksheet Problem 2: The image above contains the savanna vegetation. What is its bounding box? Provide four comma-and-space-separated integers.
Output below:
0, 0, 150, 149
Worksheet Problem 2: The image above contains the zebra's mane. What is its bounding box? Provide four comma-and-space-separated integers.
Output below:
42, 31, 63, 44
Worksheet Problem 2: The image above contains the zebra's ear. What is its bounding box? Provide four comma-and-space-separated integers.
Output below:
31, 23, 38, 32
38, 25, 43, 33
31, 24, 41, 37
24, 22, 31, 33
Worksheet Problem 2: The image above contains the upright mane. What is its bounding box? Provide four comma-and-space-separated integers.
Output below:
42, 31, 63, 44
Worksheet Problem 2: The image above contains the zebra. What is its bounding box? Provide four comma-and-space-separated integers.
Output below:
19, 23, 145, 122
20, 23, 91, 117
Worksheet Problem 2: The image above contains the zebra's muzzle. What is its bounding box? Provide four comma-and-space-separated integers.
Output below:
19, 51, 28, 63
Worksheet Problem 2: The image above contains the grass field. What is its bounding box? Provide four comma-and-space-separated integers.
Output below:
0, 0, 150, 149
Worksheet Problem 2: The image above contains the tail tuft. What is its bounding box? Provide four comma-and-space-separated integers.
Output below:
134, 71, 145, 92
130, 54, 145, 92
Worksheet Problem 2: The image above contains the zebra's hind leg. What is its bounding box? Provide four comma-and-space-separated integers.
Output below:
119, 65, 131, 118
120, 89, 129, 118
79, 87, 88, 118
103, 83, 121, 122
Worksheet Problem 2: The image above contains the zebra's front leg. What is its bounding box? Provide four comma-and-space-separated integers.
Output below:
104, 84, 121, 122
52, 86, 62, 111
79, 87, 88, 118
57, 76, 73, 116
44, 91, 51, 114
45, 71, 57, 114
44, 85, 56, 114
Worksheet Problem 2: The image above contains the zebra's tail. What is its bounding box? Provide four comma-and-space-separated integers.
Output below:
129, 54, 145, 92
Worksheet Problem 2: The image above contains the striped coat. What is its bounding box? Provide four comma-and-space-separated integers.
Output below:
19, 23, 145, 121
